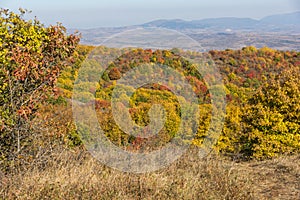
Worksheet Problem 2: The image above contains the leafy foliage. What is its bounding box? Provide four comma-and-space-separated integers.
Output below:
240, 67, 300, 159
0, 9, 79, 165
65, 46, 300, 159
1, 11, 299, 163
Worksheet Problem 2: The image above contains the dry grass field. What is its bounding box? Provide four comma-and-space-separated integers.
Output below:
1, 147, 299, 200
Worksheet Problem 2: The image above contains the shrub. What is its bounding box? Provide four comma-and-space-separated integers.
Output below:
0, 9, 79, 167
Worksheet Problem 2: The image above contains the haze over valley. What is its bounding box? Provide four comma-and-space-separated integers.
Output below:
73, 11, 300, 51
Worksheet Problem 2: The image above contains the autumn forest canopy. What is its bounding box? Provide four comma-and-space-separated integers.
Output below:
0, 9, 300, 173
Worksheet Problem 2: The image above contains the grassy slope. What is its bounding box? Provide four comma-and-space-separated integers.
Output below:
1, 147, 299, 199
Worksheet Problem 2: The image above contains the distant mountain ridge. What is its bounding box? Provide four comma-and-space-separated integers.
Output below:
260, 11, 300, 25
142, 18, 258, 30
141, 11, 300, 30
72, 11, 300, 51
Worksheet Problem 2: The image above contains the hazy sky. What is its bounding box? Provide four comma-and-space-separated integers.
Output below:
1, 0, 299, 28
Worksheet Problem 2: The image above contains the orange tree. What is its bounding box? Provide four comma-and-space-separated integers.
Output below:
0, 9, 79, 164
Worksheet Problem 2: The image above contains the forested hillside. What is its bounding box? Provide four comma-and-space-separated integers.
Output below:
1, 11, 299, 168
57, 45, 300, 160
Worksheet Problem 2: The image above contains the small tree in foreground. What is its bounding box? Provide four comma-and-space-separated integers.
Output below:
0, 9, 79, 165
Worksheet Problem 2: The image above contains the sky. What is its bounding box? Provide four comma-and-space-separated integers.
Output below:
1, 0, 300, 29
